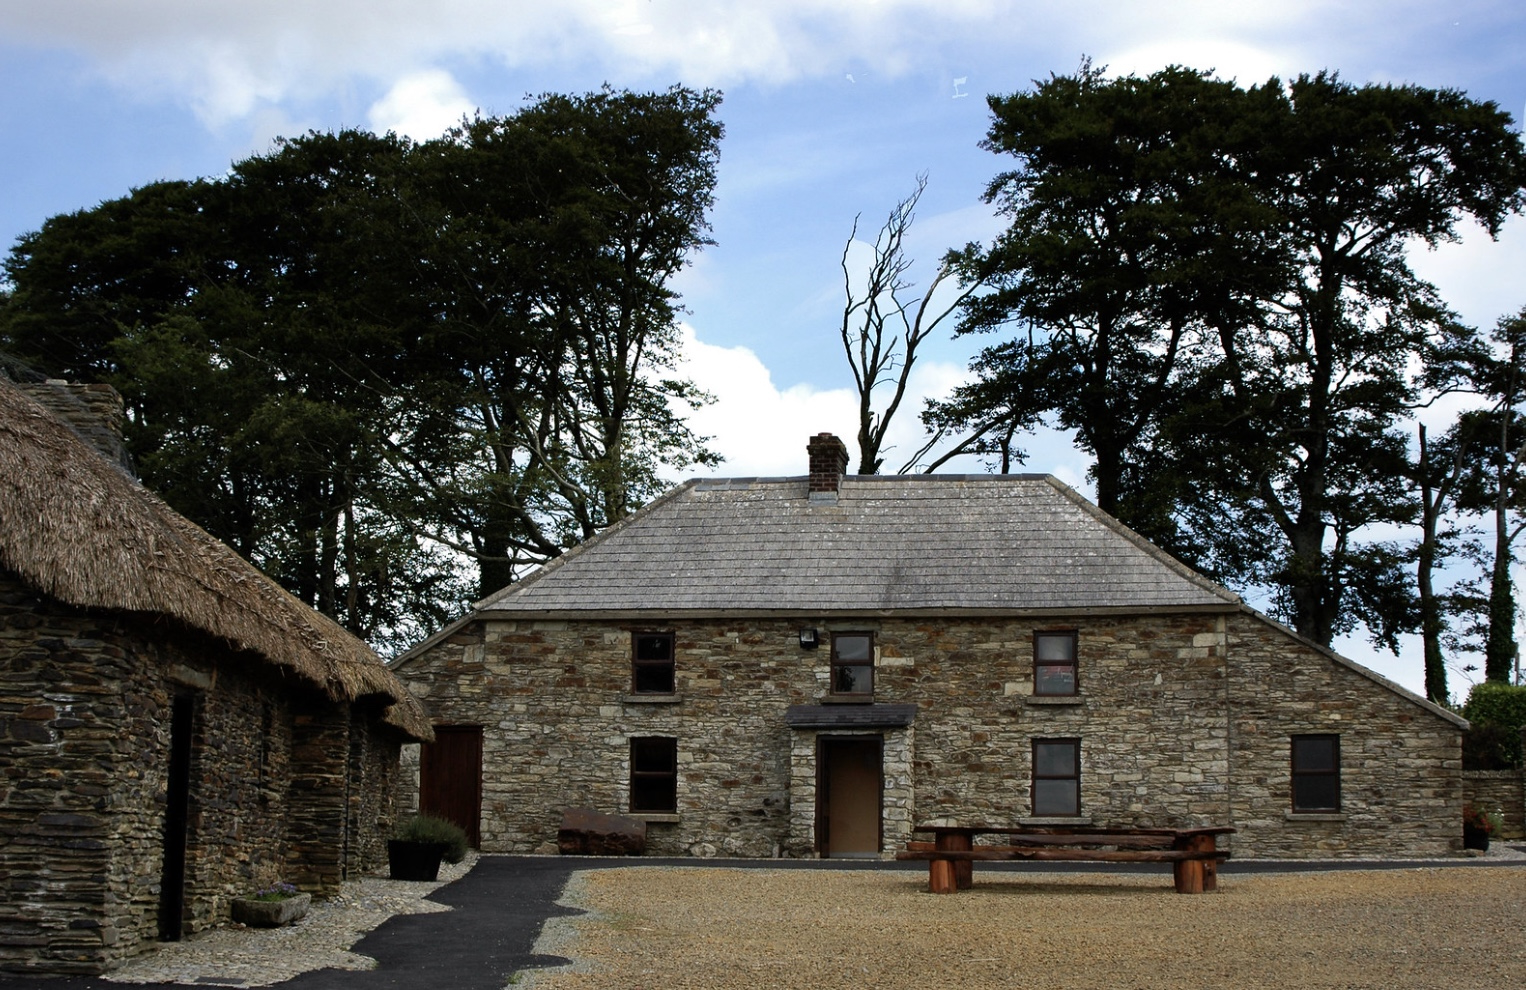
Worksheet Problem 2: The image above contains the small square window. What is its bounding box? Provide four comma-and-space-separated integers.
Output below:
1034, 631, 1078, 696
830, 633, 874, 697
630, 737, 678, 814
632, 632, 675, 694
1291, 734, 1340, 812
1032, 738, 1080, 816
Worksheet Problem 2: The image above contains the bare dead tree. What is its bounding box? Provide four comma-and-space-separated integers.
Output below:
839, 174, 978, 474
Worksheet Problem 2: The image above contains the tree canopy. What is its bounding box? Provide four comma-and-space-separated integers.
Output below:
942, 64, 1526, 654
0, 85, 723, 650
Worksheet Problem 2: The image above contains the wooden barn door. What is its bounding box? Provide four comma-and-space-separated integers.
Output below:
419, 725, 483, 848
817, 736, 882, 858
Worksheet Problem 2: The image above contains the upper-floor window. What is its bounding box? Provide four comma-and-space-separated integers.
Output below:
1291, 734, 1340, 812
632, 632, 675, 694
1034, 631, 1078, 696
830, 632, 874, 697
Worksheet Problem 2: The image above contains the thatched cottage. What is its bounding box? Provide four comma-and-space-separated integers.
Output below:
394, 433, 1465, 862
0, 378, 432, 976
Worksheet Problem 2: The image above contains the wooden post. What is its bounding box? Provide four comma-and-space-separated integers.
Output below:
1172, 833, 1217, 894
928, 830, 973, 894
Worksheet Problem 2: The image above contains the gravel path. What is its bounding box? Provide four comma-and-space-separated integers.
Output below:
101, 855, 479, 987
526, 862, 1526, 990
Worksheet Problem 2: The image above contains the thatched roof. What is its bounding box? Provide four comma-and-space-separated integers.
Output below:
0, 378, 432, 741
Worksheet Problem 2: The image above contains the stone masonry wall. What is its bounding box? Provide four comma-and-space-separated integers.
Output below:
346, 712, 404, 878
1224, 611, 1462, 858
2, 571, 128, 974
1462, 770, 1524, 841
0, 568, 377, 975
399, 609, 1460, 860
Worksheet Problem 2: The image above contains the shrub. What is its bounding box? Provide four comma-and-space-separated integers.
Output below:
394, 813, 470, 864
1464, 804, 1502, 835
1461, 682, 1526, 769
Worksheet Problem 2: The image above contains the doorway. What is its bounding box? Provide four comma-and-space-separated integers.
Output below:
419, 725, 483, 847
158, 693, 195, 941
817, 736, 882, 858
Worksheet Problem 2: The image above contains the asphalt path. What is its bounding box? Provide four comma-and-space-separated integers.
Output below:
5, 853, 1524, 990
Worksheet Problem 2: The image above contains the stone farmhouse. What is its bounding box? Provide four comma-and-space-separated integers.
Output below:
394, 433, 1465, 861
0, 378, 433, 977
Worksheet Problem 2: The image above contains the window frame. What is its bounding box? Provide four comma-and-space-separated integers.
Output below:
1033, 630, 1079, 697
629, 736, 678, 814
631, 631, 676, 695
1290, 734, 1341, 813
829, 632, 875, 699
1031, 738, 1081, 817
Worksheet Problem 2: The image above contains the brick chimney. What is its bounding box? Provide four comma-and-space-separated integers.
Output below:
807, 432, 850, 495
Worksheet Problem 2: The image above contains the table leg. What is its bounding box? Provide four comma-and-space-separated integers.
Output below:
1172, 834, 1215, 894
929, 831, 973, 894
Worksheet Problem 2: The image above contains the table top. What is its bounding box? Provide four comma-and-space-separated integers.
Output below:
912, 823, 1236, 837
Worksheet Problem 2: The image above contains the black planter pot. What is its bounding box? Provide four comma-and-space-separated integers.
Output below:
388, 839, 448, 881
1463, 825, 1490, 851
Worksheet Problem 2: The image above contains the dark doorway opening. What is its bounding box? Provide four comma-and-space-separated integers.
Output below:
816, 736, 883, 858
420, 725, 484, 848
158, 693, 195, 941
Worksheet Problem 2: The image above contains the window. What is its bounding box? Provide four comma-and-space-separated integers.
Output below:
830, 633, 874, 697
632, 632, 675, 694
630, 737, 678, 814
1032, 739, 1081, 816
1291, 734, 1340, 812
1033, 631, 1078, 696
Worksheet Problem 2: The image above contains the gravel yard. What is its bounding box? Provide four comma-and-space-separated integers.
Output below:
527, 863, 1526, 990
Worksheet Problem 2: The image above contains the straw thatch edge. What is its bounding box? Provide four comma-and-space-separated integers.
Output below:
0, 379, 431, 742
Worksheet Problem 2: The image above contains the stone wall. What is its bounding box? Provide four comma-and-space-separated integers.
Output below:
398, 608, 1461, 861
345, 710, 404, 877
1462, 770, 1524, 841
1, 568, 396, 975
1224, 611, 1462, 858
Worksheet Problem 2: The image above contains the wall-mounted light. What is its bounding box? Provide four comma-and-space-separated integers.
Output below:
798, 628, 818, 650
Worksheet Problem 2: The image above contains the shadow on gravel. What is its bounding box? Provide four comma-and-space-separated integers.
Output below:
0, 857, 584, 990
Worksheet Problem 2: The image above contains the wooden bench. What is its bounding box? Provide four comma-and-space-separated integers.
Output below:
897, 824, 1234, 895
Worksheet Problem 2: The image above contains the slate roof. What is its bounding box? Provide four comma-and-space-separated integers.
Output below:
475, 474, 1239, 616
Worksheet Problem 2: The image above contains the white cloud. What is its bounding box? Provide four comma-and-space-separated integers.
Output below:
368, 70, 474, 141
0, 1, 1367, 126
673, 322, 1092, 485
674, 323, 859, 478
1409, 214, 1526, 331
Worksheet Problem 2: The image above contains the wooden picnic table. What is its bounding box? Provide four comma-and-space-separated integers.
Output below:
899, 823, 1235, 895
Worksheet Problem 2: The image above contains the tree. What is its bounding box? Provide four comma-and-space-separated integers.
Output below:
1441, 310, 1526, 683
950, 65, 1526, 649
1204, 74, 1526, 648
387, 86, 723, 595
932, 64, 1287, 558
836, 175, 977, 474
0, 86, 724, 638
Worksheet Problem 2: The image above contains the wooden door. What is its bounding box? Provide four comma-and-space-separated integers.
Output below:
419, 725, 483, 848
817, 737, 882, 857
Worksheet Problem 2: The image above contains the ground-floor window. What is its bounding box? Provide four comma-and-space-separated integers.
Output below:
1032, 738, 1080, 816
630, 736, 678, 813
1290, 734, 1340, 812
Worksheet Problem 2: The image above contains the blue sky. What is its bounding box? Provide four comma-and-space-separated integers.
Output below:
5, 0, 1526, 694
